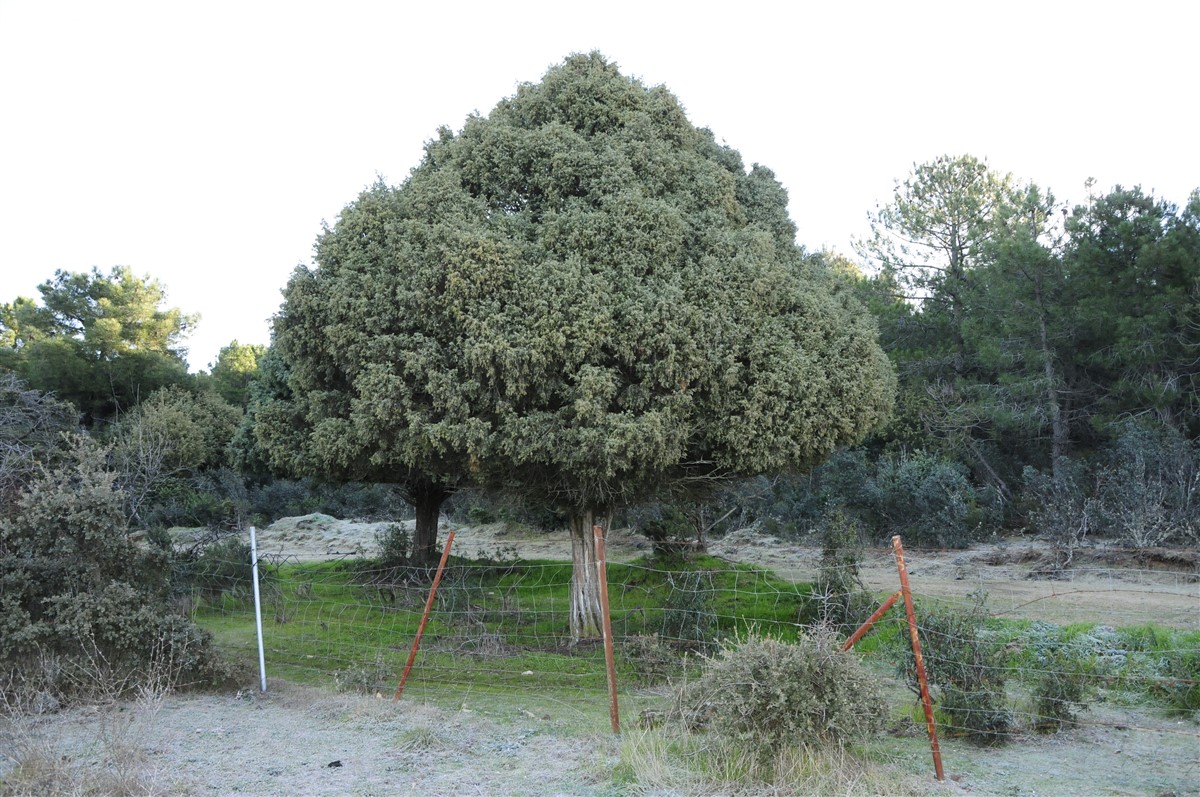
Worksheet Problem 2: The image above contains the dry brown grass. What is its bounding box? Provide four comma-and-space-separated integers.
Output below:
616, 727, 942, 796
1, 640, 189, 797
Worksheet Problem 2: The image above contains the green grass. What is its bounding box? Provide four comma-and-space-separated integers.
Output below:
182, 552, 1200, 797
191, 553, 1199, 721
192, 553, 810, 695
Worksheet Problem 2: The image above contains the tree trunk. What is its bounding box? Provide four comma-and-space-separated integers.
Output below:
1039, 310, 1069, 481
407, 479, 451, 566
568, 508, 609, 643
1027, 267, 1070, 483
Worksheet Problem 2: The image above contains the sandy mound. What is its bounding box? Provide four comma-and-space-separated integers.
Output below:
172, 514, 655, 564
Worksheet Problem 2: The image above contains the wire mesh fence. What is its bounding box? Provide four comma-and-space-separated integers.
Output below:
186, 529, 1199, 756
192, 553, 810, 692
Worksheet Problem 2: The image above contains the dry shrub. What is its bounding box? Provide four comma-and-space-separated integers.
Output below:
622, 634, 682, 686
659, 570, 719, 652
908, 599, 1012, 743
799, 509, 875, 630
1, 640, 188, 797
676, 633, 886, 753
1, 436, 229, 703
332, 653, 394, 695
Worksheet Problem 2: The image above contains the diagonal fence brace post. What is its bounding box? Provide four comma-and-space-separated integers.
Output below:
841, 590, 902, 652
393, 530, 455, 702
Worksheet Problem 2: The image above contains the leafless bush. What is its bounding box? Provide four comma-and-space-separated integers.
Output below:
0, 373, 78, 511
1, 633, 189, 796
1022, 459, 1099, 572
1024, 424, 1200, 554
1095, 423, 1199, 547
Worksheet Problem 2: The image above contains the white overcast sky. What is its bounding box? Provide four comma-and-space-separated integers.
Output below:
2, 0, 1197, 371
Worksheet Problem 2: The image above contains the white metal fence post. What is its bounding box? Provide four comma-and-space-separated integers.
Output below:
249, 525, 268, 693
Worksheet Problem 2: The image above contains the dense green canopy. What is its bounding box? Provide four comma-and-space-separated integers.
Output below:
260, 53, 895, 621
0, 266, 195, 423
848, 153, 1198, 549
204, 340, 266, 408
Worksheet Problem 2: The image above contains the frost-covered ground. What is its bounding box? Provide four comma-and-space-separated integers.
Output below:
3, 682, 620, 797
5, 518, 1196, 796
6, 678, 1196, 796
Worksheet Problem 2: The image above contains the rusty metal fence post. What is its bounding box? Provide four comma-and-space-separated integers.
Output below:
839, 537, 944, 782
893, 534, 944, 781
594, 524, 620, 734
393, 530, 456, 701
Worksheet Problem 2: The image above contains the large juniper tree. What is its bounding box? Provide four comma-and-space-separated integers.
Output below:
260, 53, 895, 638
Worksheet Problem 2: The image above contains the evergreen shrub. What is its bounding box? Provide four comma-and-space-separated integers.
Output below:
907, 600, 1011, 743
678, 634, 886, 752
1, 437, 227, 700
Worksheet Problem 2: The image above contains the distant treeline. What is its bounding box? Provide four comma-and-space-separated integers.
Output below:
2, 158, 1197, 551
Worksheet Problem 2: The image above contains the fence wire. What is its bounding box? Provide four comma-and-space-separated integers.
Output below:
187, 534, 1199, 779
